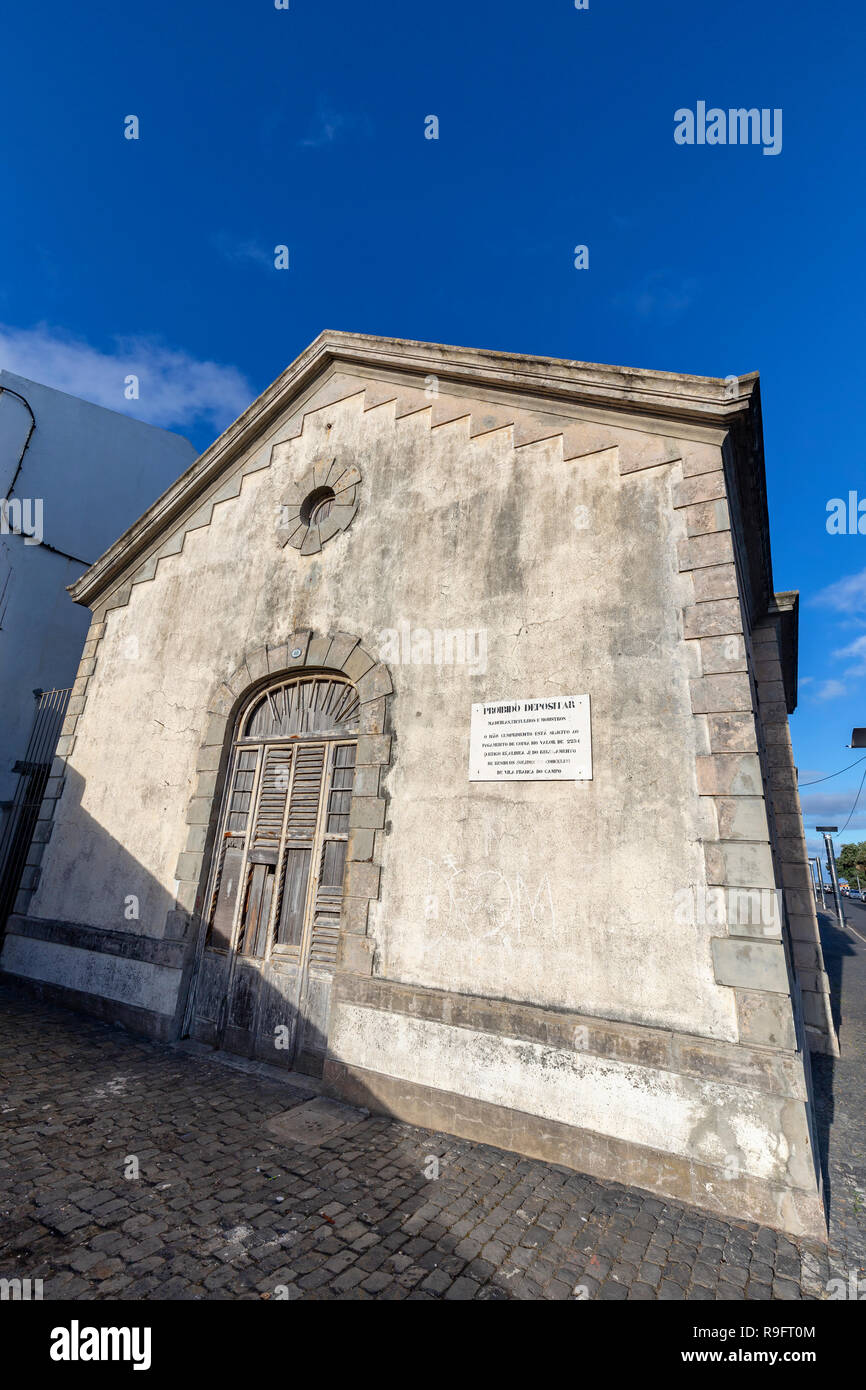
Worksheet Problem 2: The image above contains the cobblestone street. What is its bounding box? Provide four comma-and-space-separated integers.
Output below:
1, 984, 861, 1302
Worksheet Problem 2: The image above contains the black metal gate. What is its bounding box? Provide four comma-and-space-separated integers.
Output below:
0, 687, 71, 931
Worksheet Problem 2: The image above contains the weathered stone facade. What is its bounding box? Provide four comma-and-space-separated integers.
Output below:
0, 332, 835, 1239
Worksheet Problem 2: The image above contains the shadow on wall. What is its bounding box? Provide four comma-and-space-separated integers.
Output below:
1, 762, 188, 1039
809, 912, 858, 1221
0, 762, 330, 1073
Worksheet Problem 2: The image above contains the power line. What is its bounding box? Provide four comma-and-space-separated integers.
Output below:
838, 765, 866, 835
798, 754, 866, 786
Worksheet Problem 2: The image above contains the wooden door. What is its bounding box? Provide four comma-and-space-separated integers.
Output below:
189, 732, 356, 1075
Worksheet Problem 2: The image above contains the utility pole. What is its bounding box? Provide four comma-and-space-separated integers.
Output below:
817, 826, 845, 926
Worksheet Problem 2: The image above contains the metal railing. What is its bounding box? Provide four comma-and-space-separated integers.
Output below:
0, 686, 71, 930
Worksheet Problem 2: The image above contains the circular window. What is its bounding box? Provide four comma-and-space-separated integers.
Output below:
300, 485, 336, 527
276, 458, 361, 554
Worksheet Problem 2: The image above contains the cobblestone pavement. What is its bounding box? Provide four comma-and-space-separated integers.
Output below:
0, 986, 856, 1302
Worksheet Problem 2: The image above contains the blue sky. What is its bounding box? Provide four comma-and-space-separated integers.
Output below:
1, 0, 864, 864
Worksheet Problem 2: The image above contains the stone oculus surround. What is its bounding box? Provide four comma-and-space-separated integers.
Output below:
0, 331, 834, 1240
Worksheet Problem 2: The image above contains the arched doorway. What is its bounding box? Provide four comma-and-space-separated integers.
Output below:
189, 673, 359, 1075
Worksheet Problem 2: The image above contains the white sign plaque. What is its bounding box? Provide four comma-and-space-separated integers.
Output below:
468, 696, 592, 782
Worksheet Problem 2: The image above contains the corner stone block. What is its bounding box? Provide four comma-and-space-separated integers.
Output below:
194, 770, 219, 800
356, 734, 391, 766
672, 471, 727, 509
677, 532, 735, 572
780, 861, 813, 892
736, 989, 797, 1050
712, 938, 789, 993
163, 909, 191, 941
185, 825, 209, 853
349, 797, 387, 831
713, 797, 771, 841
691, 564, 739, 602
347, 828, 375, 862
775, 814, 806, 838
700, 636, 747, 674
25, 840, 45, 868
754, 655, 783, 682
185, 798, 213, 826
336, 934, 375, 976
758, 680, 787, 708
683, 600, 743, 640
175, 851, 204, 883
202, 714, 229, 747
704, 840, 776, 889
682, 498, 730, 537
344, 861, 380, 900
681, 442, 725, 478
340, 896, 370, 935
196, 745, 223, 772
352, 765, 380, 797
689, 674, 753, 715
776, 836, 807, 863
175, 880, 200, 913
784, 889, 816, 919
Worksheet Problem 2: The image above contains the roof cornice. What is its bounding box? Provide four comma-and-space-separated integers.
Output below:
69, 330, 760, 608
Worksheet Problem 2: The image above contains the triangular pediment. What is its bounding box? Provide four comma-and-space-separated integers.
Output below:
69, 330, 756, 614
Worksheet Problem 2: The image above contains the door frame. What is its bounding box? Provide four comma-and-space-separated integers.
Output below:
176, 633, 393, 1049
213, 731, 356, 1064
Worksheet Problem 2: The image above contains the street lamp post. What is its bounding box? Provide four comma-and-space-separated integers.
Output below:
812, 857, 826, 908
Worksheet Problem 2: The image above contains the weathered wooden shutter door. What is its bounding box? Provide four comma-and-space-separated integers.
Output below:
293, 741, 356, 1075
190, 679, 359, 1070
190, 748, 261, 1043
223, 745, 295, 1055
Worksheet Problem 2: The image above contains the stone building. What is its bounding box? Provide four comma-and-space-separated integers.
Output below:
0, 332, 836, 1239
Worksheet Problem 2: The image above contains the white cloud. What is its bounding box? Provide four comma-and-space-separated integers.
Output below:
812, 679, 847, 701
833, 633, 866, 676
614, 270, 699, 322
0, 323, 253, 432
812, 567, 866, 615
801, 791, 862, 818
213, 235, 275, 271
